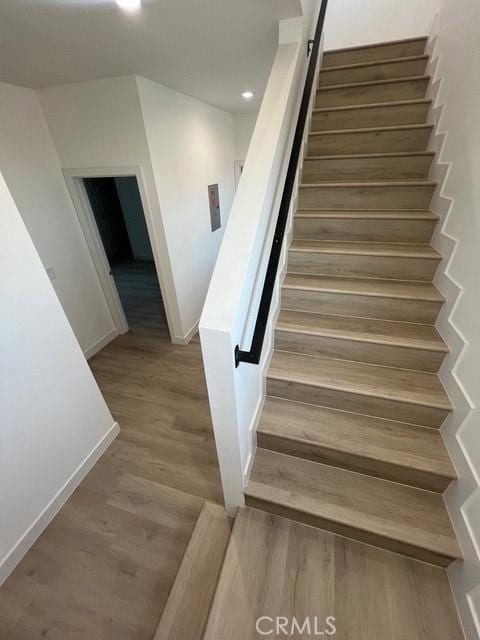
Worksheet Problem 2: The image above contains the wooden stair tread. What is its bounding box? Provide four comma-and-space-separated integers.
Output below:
283, 273, 444, 302
259, 397, 455, 479
317, 75, 431, 92
324, 36, 428, 57
242, 34, 459, 571
301, 180, 435, 187
204, 506, 463, 638
295, 208, 438, 220
306, 150, 434, 160
276, 309, 447, 352
268, 350, 451, 410
313, 97, 430, 113
289, 240, 440, 259
309, 123, 433, 137
246, 448, 461, 561
318, 54, 429, 73
153, 501, 231, 640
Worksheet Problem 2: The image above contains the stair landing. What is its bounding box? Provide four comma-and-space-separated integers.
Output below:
203, 507, 463, 639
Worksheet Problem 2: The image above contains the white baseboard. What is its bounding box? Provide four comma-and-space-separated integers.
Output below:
171, 320, 199, 346
0, 422, 120, 585
84, 328, 119, 360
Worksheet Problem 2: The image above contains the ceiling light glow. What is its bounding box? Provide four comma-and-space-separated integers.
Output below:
115, 0, 141, 11
242, 91, 254, 100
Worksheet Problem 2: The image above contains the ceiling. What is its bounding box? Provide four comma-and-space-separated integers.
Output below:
0, 0, 301, 113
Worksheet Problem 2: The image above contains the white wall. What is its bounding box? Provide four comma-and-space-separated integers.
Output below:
0, 172, 118, 584
114, 176, 153, 261
233, 113, 259, 161
0, 83, 115, 356
426, 4, 480, 637
38, 75, 184, 342
200, 5, 320, 510
39, 75, 235, 343
323, 0, 437, 50
136, 76, 235, 338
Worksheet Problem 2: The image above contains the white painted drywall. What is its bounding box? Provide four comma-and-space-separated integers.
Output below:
135, 76, 235, 338
0, 82, 116, 356
323, 0, 437, 50
0, 172, 118, 583
38, 75, 235, 343
38, 76, 183, 341
114, 176, 153, 261
426, 5, 480, 637
200, 4, 321, 509
233, 113, 259, 161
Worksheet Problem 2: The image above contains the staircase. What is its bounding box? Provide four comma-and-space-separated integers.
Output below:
243, 35, 461, 569
154, 37, 464, 640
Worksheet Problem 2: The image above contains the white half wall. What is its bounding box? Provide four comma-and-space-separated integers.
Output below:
0, 172, 118, 584
426, 4, 480, 638
0, 82, 116, 356
323, 0, 437, 51
200, 4, 321, 510
136, 76, 235, 339
233, 112, 259, 161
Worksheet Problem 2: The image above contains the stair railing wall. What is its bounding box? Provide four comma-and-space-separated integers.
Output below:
199, 1, 325, 511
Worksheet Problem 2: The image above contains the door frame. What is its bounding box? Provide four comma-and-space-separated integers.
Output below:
64, 165, 170, 338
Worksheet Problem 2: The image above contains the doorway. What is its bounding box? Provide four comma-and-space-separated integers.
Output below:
83, 175, 167, 336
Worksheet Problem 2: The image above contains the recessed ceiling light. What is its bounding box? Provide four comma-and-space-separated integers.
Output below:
115, 0, 141, 11
242, 91, 254, 100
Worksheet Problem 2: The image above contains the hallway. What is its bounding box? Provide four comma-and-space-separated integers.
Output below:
0, 328, 222, 639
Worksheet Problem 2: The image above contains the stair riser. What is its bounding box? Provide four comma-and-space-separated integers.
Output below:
153, 503, 231, 640
318, 57, 428, 87
316, 77, 429, 108
293, 217, 436, 243
267, 378, 448, 428
298, 185, 434, 210
322, 40, 427, 68
308, 127, 432, 156
311, 102, 430, 132
245, 495, 453, 567
303, 155, 433, 181
281, 288, 442, 324
288, 251, 439, 281
258, 430, 450, 492
275, 330, 445, 373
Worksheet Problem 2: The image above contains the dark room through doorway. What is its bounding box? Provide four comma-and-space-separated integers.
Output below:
83, 176, 167, 335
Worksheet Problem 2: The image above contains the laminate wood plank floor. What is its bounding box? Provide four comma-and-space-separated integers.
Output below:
0, 297, 223, 639
111, 260, 168, 334
205, 507, 463, 640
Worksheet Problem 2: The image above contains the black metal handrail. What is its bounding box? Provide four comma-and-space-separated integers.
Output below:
235, 0, 329, 367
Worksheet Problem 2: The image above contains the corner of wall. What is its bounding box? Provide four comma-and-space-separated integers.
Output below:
84, 327, 119, 360
0, 420, 120, 585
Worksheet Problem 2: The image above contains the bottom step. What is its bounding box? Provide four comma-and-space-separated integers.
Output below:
153, 502, 231, 640
245, 448, 461, 567
204, 507, 462, 639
